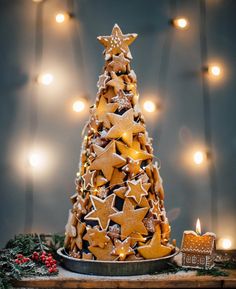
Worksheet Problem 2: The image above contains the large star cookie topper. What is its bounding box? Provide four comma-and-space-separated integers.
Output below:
97, 24, 138, 60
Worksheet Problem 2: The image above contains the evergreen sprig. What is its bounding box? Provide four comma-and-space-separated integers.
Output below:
0, 233, 64, 289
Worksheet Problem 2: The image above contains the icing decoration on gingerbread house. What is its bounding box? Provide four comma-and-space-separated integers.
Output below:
181, 231, 216, 269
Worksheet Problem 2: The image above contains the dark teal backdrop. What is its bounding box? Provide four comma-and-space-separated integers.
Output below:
0, 0, 235, 248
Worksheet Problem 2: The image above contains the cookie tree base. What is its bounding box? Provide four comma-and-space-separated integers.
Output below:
57, 247, 179, 276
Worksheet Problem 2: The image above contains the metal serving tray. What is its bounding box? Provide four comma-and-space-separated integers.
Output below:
57, 247, 179, 276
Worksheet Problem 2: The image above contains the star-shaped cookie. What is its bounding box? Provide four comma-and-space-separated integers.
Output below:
107, 108, 145, 147
116, 140, 153, 161
81, 170, 96, 190
111, 237, 134, 261
102, 87, 116, 103
109, 168, 126, 188
150, 199, 162, 220
137, 224, 172, 259
108, 53, 130, 73
125, 179, 148, 204
84, 227, 110, 248
88, 239, 116, 261
107, 71, 125, 94
84, 194, 118, 230
97, 71, 110, 93
122, 158, 142, 177
90, 142, 126, 181
110, 198, 148, 240
95, 96, 118, 128
97, 23, 137, 60
111, 90, 133, 111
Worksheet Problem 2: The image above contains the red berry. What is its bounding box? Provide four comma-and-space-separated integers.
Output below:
17, 254, 23, 259
48, 268, 53, 273
14, 259, 20, 264
47, 257, 52, 262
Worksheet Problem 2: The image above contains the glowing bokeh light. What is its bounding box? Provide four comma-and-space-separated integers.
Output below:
55, 12, 68, 24
37, 73, 54, 86
220, 238, 232, 250
72, 100, 86, 112
209, 65, 221, 77
28, 152, 45, 168
173, 18, 189, 29
143, 100, 156, 113
193, 151, 205, 165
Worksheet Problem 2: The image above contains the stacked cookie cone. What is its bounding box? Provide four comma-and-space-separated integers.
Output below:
64, 24, 175, 261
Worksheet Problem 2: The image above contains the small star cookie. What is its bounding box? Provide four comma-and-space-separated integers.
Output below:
111, 237, 134, 261
81, 170, 96, 190
97, 24, 137, 60
125, 179, 148, 204
107, 71, 125, 94
97, 71, 110, 93
122, 158, 143, 177
111, 90, 133, 111
84, 227, 110, 249
110, 198, 148, 240
84, 194, 118, 230
88, 239, 116, 261
108, 53, 130, 73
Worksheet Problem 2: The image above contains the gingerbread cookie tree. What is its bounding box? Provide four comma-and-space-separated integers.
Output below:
64, 24, 175, 261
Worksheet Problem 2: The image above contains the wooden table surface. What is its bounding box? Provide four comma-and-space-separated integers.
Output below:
13, 266, 236, 288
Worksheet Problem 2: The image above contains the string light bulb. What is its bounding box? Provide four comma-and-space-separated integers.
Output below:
143, 100, 156, 113
55, 12, 69, 24
208, 65, 221, 77
172, 17, 189, 30
193, 151, 205, 165
72, 99, 86, 113
28, 151, 44, 168
37, 73, 54, 86
218, 238, 232, 250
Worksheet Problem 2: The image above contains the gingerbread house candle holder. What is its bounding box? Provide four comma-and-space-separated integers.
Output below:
181, 230, 216, 269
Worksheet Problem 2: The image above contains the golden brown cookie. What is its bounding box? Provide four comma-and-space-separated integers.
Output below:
108, 53, 130, 73
137, 224, 172, 259
125, 179, 148, 205
95, 95, 118, 128
85, 227, 110, 249
109, 168, 126, 188
111, 237, 134, 261
111, 90, 133, 111
116, 140, 152, 161
97, 24, 137, 60
97, 71, 110, 93
81, 170, 96, 190
84, 194, 118, 230
90, 142, 126, 181
88, 239, 116, 261
122, 158, 142, 177
110, 198, 148, 240
107, 108, 145, 147
107, 71, 125, 94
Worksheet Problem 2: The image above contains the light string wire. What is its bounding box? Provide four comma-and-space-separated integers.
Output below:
67, 0, 89, 100
24, 1, 44, 233
155, 0, 176, 146
199, 0, 218, 234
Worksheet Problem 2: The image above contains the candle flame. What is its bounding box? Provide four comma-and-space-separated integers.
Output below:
196, 218, 201, 235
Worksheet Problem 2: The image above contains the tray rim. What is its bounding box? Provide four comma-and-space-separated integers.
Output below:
57, 246, 180, 264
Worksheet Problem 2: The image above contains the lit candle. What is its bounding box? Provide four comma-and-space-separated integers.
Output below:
181, 219, 216, 269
